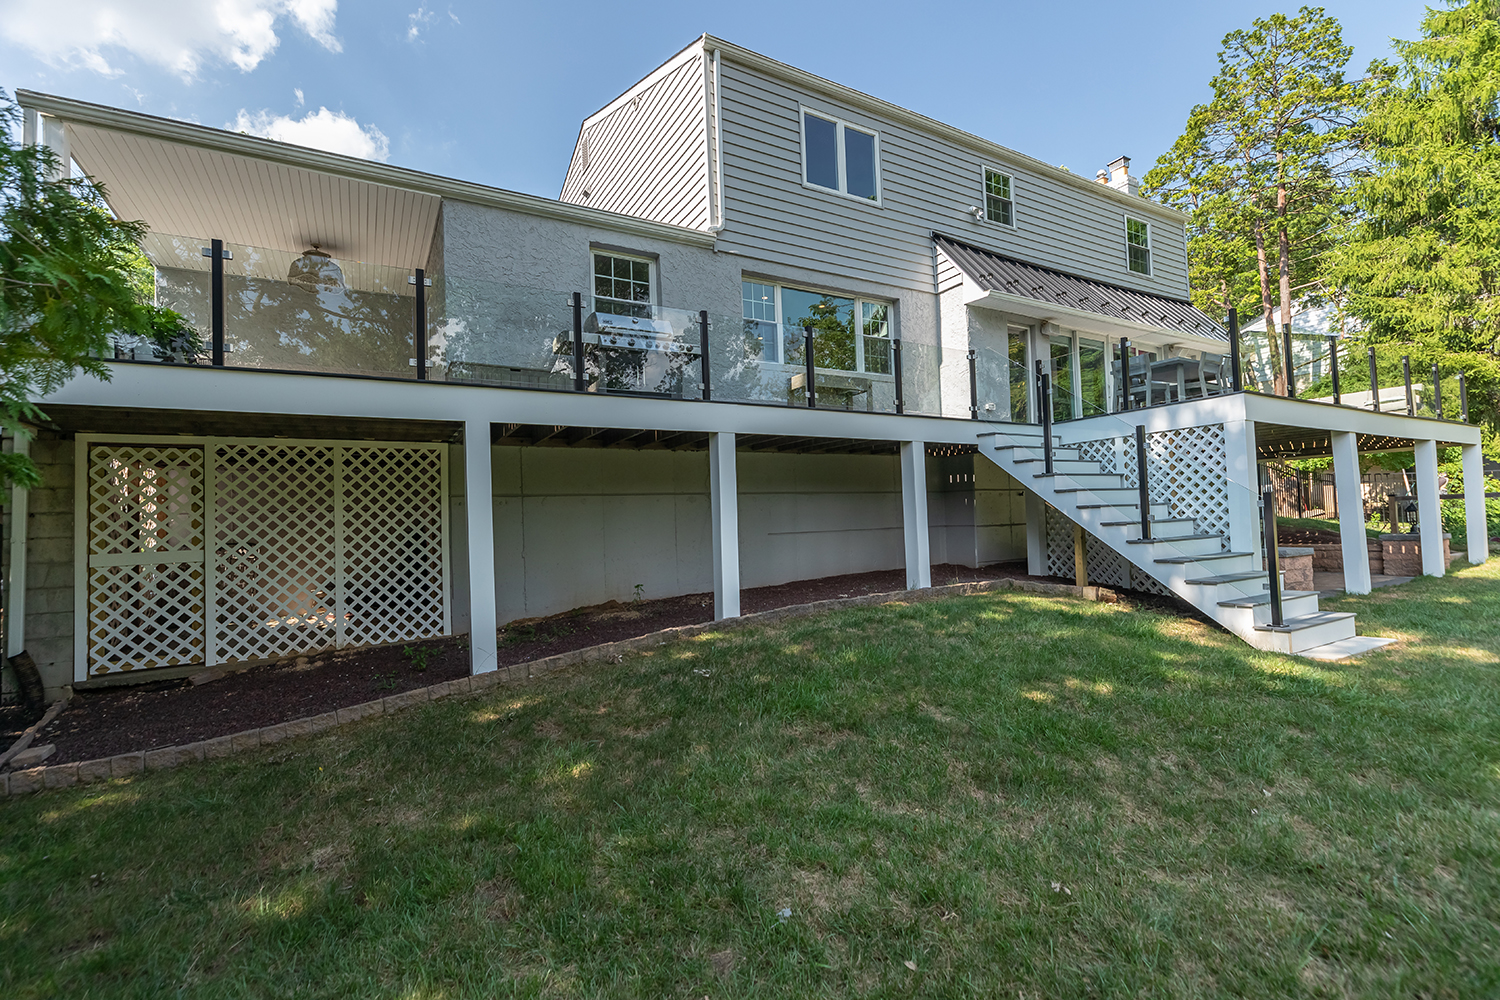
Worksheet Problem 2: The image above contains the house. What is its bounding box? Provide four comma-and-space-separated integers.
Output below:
2, 35, 1489, 702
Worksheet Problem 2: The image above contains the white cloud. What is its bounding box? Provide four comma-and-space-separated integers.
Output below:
0, 0, 342, 79
407, 6, 435, 42
230, 106, 389, 161
294, 87, 305, 107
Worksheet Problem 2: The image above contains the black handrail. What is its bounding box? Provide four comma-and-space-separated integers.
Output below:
803, 324, 816, 408
571, 292, 585, 392
1262, 485, 1283, 627
1036, 360, 1054, 475
208, 238, 226, 366
1459, 373, 1469, 422
1368, 347, 1381, 412
413, 268, 428, 380
699, 310, 711, 401
1227, 307, 1242, 391
1119, 338, 1132, 412
1328, 335, 1339, 404
1282, 319, 1296, 398
893, 339, 904, 414
967, 348, 978, 420
1403, 355, 1414, 415
1136, 424, 1151, 541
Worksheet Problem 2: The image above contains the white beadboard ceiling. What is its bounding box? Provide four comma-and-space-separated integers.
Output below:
67, 123, 441, 272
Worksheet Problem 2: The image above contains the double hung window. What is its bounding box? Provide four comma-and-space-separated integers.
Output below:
983, 169, 1013, 225
593, 252, 654, 317
801, 109, 880, 202
1125, 218, 1151, 275
740, 280, 892, 373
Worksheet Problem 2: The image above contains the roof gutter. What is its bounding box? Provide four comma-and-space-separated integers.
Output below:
17, 89, 719, 250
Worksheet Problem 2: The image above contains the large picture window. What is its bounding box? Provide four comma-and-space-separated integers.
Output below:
801, 109, 880, 202
593, 252, 654, 316
1125, 217, 1151, 275
741, 280, 893, 373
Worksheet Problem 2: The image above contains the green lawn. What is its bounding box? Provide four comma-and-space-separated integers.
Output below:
4, 563, 1500, 998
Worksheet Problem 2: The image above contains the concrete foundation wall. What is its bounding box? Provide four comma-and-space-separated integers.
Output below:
928, 453, 1028, 567
19, 435, 75, 699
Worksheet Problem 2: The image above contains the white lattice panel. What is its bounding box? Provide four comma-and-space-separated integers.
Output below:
87, 445, 204, 558
212, 443, 339, 663
1072, 424, 1231, 549
339, 446, 447, 648
1044, 497, 1172, 597
87, 563, 206, 673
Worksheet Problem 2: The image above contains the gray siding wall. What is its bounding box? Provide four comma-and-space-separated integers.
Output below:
714, 59, 1190, 301
559, 51, 710, 231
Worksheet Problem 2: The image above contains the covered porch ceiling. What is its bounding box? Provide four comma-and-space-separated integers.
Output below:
55, 119, 441, 274
1255, 424, 1428, 461
37, 405, 463, 443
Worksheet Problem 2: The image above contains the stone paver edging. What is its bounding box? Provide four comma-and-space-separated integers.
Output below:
2, 577, 1114, 797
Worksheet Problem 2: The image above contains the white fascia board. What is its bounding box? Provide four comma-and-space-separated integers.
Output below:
967, 288, 1227, 352
1243, 392, 1481, 446
16, 90, 717, 250
43, 364, 989, 445
577, 37, 708, 129
703, 35, 1187, 228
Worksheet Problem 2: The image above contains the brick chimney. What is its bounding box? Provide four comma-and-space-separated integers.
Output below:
1106, 155, 1138, 195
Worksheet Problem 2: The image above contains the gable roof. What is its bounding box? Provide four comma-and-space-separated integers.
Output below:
933, 235, 1225, 342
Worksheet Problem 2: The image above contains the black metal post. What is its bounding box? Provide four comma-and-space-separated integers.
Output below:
1227, 307, 1242, 391
1119, 338, 1132, 411
1403, 355, 1414, 415
1135, 424, 1151, 540
207, 238, 225, 366
699, 310, 710, 401
803, 324, 816, 408
1037, 360, 1054, 475
1432, 363, 1442, 418
1263, 485, 1283, 627
1282, 319, 1296, 398
967, 348, 978, 420
413, 268, 427, 380
893, 339, 904, 415
1328, 335, 1339, 404
1368, 347, 1381, 412
1459, 373, 1469, 422
571, 292, 585, 392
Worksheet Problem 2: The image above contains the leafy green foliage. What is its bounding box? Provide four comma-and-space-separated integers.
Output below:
1145, 7, 1365, 395
0, 91, 179, 493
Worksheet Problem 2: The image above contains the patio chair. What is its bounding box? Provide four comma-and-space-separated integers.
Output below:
1198, 353, 1227, 396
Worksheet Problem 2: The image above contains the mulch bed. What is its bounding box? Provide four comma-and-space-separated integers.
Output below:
8, 564, 1028, 768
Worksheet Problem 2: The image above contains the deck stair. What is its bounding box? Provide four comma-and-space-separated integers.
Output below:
977, 424, 1395, 660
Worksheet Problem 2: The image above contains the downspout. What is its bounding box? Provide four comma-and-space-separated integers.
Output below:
708, 48, 726, 234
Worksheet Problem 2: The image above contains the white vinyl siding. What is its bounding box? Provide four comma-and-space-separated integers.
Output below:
714, 59, 1188, 299
560, 50, 710, 230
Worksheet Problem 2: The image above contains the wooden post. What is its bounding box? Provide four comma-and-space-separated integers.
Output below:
1073, 524, 1088, 587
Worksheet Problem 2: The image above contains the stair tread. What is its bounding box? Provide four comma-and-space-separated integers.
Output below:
1254, 611, 1357, 633
1099, 518, 1193, 527
1155, 551, 1252, 564
1126, 533, 1222, 545
1185, 570, 1275, 585
1054, 487, 1136, 494
1217, 590, 1319, 608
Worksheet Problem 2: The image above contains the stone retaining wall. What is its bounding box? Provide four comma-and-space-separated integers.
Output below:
2, 576, 1116, 797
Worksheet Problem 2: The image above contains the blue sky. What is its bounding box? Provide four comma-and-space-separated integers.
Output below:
1, 1, 1429, 198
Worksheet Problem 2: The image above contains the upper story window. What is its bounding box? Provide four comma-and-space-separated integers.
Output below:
593, 252, 654, 316
741, 279, 892, 373
801, 109, 880, 202
983, 168, 1013, 225
1125, 217, 1151, 275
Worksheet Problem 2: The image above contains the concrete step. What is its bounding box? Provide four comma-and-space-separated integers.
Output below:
1299, 635, 1399, 661
1254, 612, 1358, 654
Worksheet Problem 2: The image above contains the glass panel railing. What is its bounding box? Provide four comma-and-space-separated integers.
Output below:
711, 316, 901, 412
108, 232, 213, 364
224, 243, 416, 378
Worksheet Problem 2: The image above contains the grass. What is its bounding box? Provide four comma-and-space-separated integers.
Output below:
5, 563, 1500, 998
1277, 515, 1385, 540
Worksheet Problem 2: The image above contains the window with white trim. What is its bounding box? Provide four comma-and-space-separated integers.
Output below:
1125, 217, 1151, 275
593, 252, 654, 317
983, 168, 1013, 225
801, 109, 880, 202
741, 280, 893, 372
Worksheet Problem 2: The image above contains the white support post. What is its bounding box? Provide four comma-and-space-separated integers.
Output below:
463, 420, 498, 674
1223, 418, 1260, 556
1331, 430, 1371, 594
900, 441, 931, 589
1025, 491, 1046, 577
40, 115, 70, 181
4, 429, 29, 659
1413, 438, 1444, 577
708, 432, 740, 620
1461, 442, 1489, 565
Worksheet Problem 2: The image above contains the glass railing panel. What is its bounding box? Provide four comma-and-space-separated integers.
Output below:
109, 232, 213, 364
433, 280, 575, 390
224, 243, 417, 378
710, 315, 902, 412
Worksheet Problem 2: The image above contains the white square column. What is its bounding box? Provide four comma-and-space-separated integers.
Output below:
1223, 418, 1260, 555
708, 432, 740, 620
1413, 438, 1444, 577
1331, 431, 1372, 594
900, 441, 932, 590
1024, 492, 1046, 577
463, 420, 498, 674
4, 429, 29, 658
1462, 442, 1490, 565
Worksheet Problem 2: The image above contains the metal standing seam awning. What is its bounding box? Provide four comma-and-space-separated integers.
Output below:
934, 234, 1227, 348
